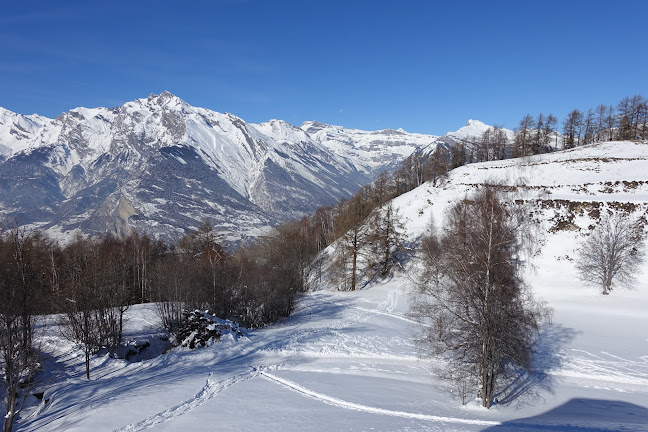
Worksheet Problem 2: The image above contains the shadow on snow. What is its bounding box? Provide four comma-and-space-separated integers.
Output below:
496, 323, 578, 407
481, 398, 648, 431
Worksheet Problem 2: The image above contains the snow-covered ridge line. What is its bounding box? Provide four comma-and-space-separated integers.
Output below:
0, 92, 442, 175
301, 120, 442, 174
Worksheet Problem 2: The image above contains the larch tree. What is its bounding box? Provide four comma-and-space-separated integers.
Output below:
582, 109, 596, 145
449, 141, 467, 169
514, 114, 534, 157
543, 114, 558, 149
563, 109, 584, 148
595, 104, 608, 142
605, 105, 616, 141
332, 189, 373, 291
491, 126, 509, 161
366, 202, 407, 279
531, 113, 544, 155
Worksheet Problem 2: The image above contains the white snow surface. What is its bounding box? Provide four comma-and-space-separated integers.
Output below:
13, 141, 648, 431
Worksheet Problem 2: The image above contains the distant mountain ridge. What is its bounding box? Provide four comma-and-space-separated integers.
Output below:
0, 92, 495, 243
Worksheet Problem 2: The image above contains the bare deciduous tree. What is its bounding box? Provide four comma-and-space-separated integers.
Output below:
576, 213, 646, 295
59, 235, 136, 378
412, 186, 548, 408
0, 226, 44, 432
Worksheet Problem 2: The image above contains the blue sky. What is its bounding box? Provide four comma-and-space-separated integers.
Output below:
1, 0, 646, 135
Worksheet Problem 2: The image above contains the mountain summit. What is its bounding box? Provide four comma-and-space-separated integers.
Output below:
0, 93, 487, 243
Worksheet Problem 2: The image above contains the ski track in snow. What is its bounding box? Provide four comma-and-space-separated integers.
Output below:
260, 285, 407, 354
557, 349, 648, 389
256, 283, 648, 429
260, 371, 500, 427
111, 287, 412, 432
113, 369, 260, 432
347, 304, 419, 325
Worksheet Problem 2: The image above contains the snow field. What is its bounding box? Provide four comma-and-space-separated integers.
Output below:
18, 269, 648, 431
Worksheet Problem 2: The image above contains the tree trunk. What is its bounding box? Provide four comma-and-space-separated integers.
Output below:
3, 397, 16, 432
85, 346, 91, 380
3, 353, 17, 432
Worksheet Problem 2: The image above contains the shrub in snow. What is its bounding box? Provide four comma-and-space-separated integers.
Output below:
173, 310, 243, 349
122, 340, 151, 361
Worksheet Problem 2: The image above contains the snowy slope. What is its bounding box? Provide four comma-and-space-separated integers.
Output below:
0, 107, 55, 158
14, 141, 648, 431
395, 140, 648, 237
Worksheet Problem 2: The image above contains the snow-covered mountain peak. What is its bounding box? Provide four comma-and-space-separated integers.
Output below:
68, 106, 113, 121
146, 90, 186, 107
120, 91, 188, 116
0, 106, 17, 122
0, 106, 50, 123
301, 120, 332, 133
0, 107, 53, 157
441, 119, 515, 143
446, 119, 491, 140
61, 92, 188, 124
